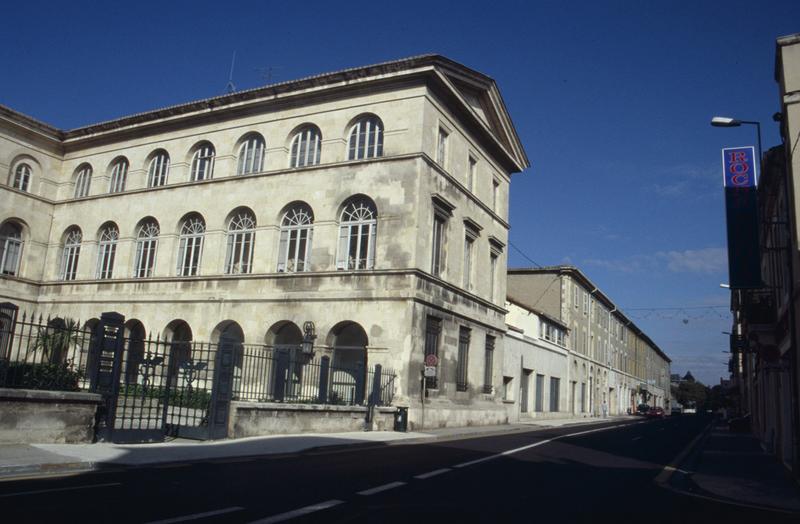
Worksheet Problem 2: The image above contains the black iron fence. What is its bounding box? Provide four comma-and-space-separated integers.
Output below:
234, 344, 396, 406
0, 307, 93, 392
0, 303, 396, 409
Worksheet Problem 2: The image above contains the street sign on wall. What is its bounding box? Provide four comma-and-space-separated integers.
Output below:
721, 145, 762, 289
722, 146, 758, 188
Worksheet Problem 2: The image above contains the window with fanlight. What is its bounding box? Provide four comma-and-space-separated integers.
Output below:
278, 204, 314, 273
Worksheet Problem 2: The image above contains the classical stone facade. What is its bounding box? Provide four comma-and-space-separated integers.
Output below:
507, 267, 671, 415
0, 55, 529, 430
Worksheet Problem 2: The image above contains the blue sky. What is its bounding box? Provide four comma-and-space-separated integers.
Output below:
3, 1, 798, 384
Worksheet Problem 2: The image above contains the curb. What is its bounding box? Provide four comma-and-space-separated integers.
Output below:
654, 421, 800, 515
0, 417, 637, 482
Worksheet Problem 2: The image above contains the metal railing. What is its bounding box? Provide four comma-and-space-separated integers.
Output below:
0, 309, 93, 392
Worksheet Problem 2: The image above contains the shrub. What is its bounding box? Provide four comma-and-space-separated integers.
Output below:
1, 361, 83, 392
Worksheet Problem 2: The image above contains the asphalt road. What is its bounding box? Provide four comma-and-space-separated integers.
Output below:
1, 415, 793, 523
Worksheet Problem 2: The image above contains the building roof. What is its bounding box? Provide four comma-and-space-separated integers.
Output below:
0, 54, 530, 172
506, 297, 570, 331
507, 265, 672, 364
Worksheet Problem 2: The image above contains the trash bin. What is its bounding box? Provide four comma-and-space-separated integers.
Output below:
394, 406, 408, 432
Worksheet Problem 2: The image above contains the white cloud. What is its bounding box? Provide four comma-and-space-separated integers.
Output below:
584, 247, 727, 275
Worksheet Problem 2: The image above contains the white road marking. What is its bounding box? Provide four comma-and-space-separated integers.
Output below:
414, 468, 451, 480
452, 423, 632, 469
0, 482, 121, 498
249, 500, 344, 523
357, 481, 406, 496
632, 436, 643, 441
146, 507, 244, 524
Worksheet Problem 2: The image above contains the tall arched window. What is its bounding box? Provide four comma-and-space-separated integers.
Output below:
134, 220, 159, 278
147, 150, 170, 187
177, 215, 205, 276
190, 143, 215, 181
237, 134, 265, 176
278, 204, 313, 272
60, 227, 82, 281
0, 222, 23, 276
109, 158, 128, 193
12, 164, 32, 192
74, 164, 92, 198
224, 211, 256, 274
348, 115, 384, 160
337, 197, 376, 270
95, 224, 119, 279
289, 126, 321, 168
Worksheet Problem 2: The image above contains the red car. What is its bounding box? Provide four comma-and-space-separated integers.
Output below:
646, 407, 665, 419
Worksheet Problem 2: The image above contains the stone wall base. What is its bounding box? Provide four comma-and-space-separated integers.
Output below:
230, 402, 397, 438
0, 388, 102, 444
407, 401, 508, 431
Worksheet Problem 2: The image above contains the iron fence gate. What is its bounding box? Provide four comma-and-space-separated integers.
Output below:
90, 312, 235, 443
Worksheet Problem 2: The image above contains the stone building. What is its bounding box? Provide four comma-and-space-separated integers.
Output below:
0, 55, 529, 430
507, 267, 671, 415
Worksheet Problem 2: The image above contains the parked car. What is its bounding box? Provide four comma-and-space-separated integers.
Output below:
636, 404, 650, 415
683, 407, 697, 414
671, 406, 683, 416
646, 406, 665, 419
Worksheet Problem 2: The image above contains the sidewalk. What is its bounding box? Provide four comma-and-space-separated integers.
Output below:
0, 415, 628, 480
669, 418, 800, 513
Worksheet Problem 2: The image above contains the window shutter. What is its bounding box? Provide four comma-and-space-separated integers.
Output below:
336, 225, 349, 270
367, 223, 376, 269
304, 228, 313, 271
277, 229, 289, 272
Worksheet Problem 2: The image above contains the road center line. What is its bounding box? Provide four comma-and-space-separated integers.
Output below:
357, 481, 406, 496
414, 468, 451, 480
146, 507, 244, 524
452, 423, 632, 469
0, 482, 121, 498
249, 500, 344, 524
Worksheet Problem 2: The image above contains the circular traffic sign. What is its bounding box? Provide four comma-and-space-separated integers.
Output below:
424, 354, 439, 367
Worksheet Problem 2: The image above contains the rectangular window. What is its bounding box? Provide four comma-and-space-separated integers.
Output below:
535, 374, 545, 412
503, 376, 514, 401
424, 316, 441, 388
456, 326, 471, 392
583, 292, 589, 315
489, 252, 498, 301
573, 283, 578, 309
580, 382, 586, 412
550, 377, 560, 412
483, 335, 495, 394
437, 127, 448, 167
134, 238, 157, 278
463, 233, 474, 289
521, 371, 531, 412
467, 156, 477, 192
432, 214, 446, 277
1, 236, 22, 276
492, 179, 500, 213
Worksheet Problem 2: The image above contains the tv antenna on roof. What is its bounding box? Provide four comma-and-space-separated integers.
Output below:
225, 51, 237, 94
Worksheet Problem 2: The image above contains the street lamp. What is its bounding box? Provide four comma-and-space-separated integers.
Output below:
301, 321, 316, 356
710, 115, 762, 166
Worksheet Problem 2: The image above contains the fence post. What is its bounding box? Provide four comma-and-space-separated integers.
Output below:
208, 334, 237, 439
89, 311, 126, 442
354, 362, 365, 405
0, 302, 19, 362
273, 348, 289, 402
318, 356, 330, 403
369, 364, 382, 406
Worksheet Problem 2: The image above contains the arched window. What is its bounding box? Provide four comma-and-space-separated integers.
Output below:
278, 204, 313, 272
348, 115, 384, 160
59, 228, 82, 281
177, 215, 205, 276
337, 197, 376, 270
190, 143, 215, 181
0, 222, 23, 276
134, 220, 159, 278
237, 134, 265, 176
74, 165, 92, 198
224, 211, 256, 274
12, 164, 32, 192
109, 158, 128, 193
147, 150, 170, 187
289, 126, 321, 168
95, 224, 119, 279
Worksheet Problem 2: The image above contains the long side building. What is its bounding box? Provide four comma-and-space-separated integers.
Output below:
506, 267, 671, 417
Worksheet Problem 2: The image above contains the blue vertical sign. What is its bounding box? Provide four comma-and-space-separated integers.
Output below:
721, 145, 762, 289
722, 146, 758, 188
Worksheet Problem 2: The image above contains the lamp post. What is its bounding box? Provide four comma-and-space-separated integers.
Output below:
710, 116, 762, 167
